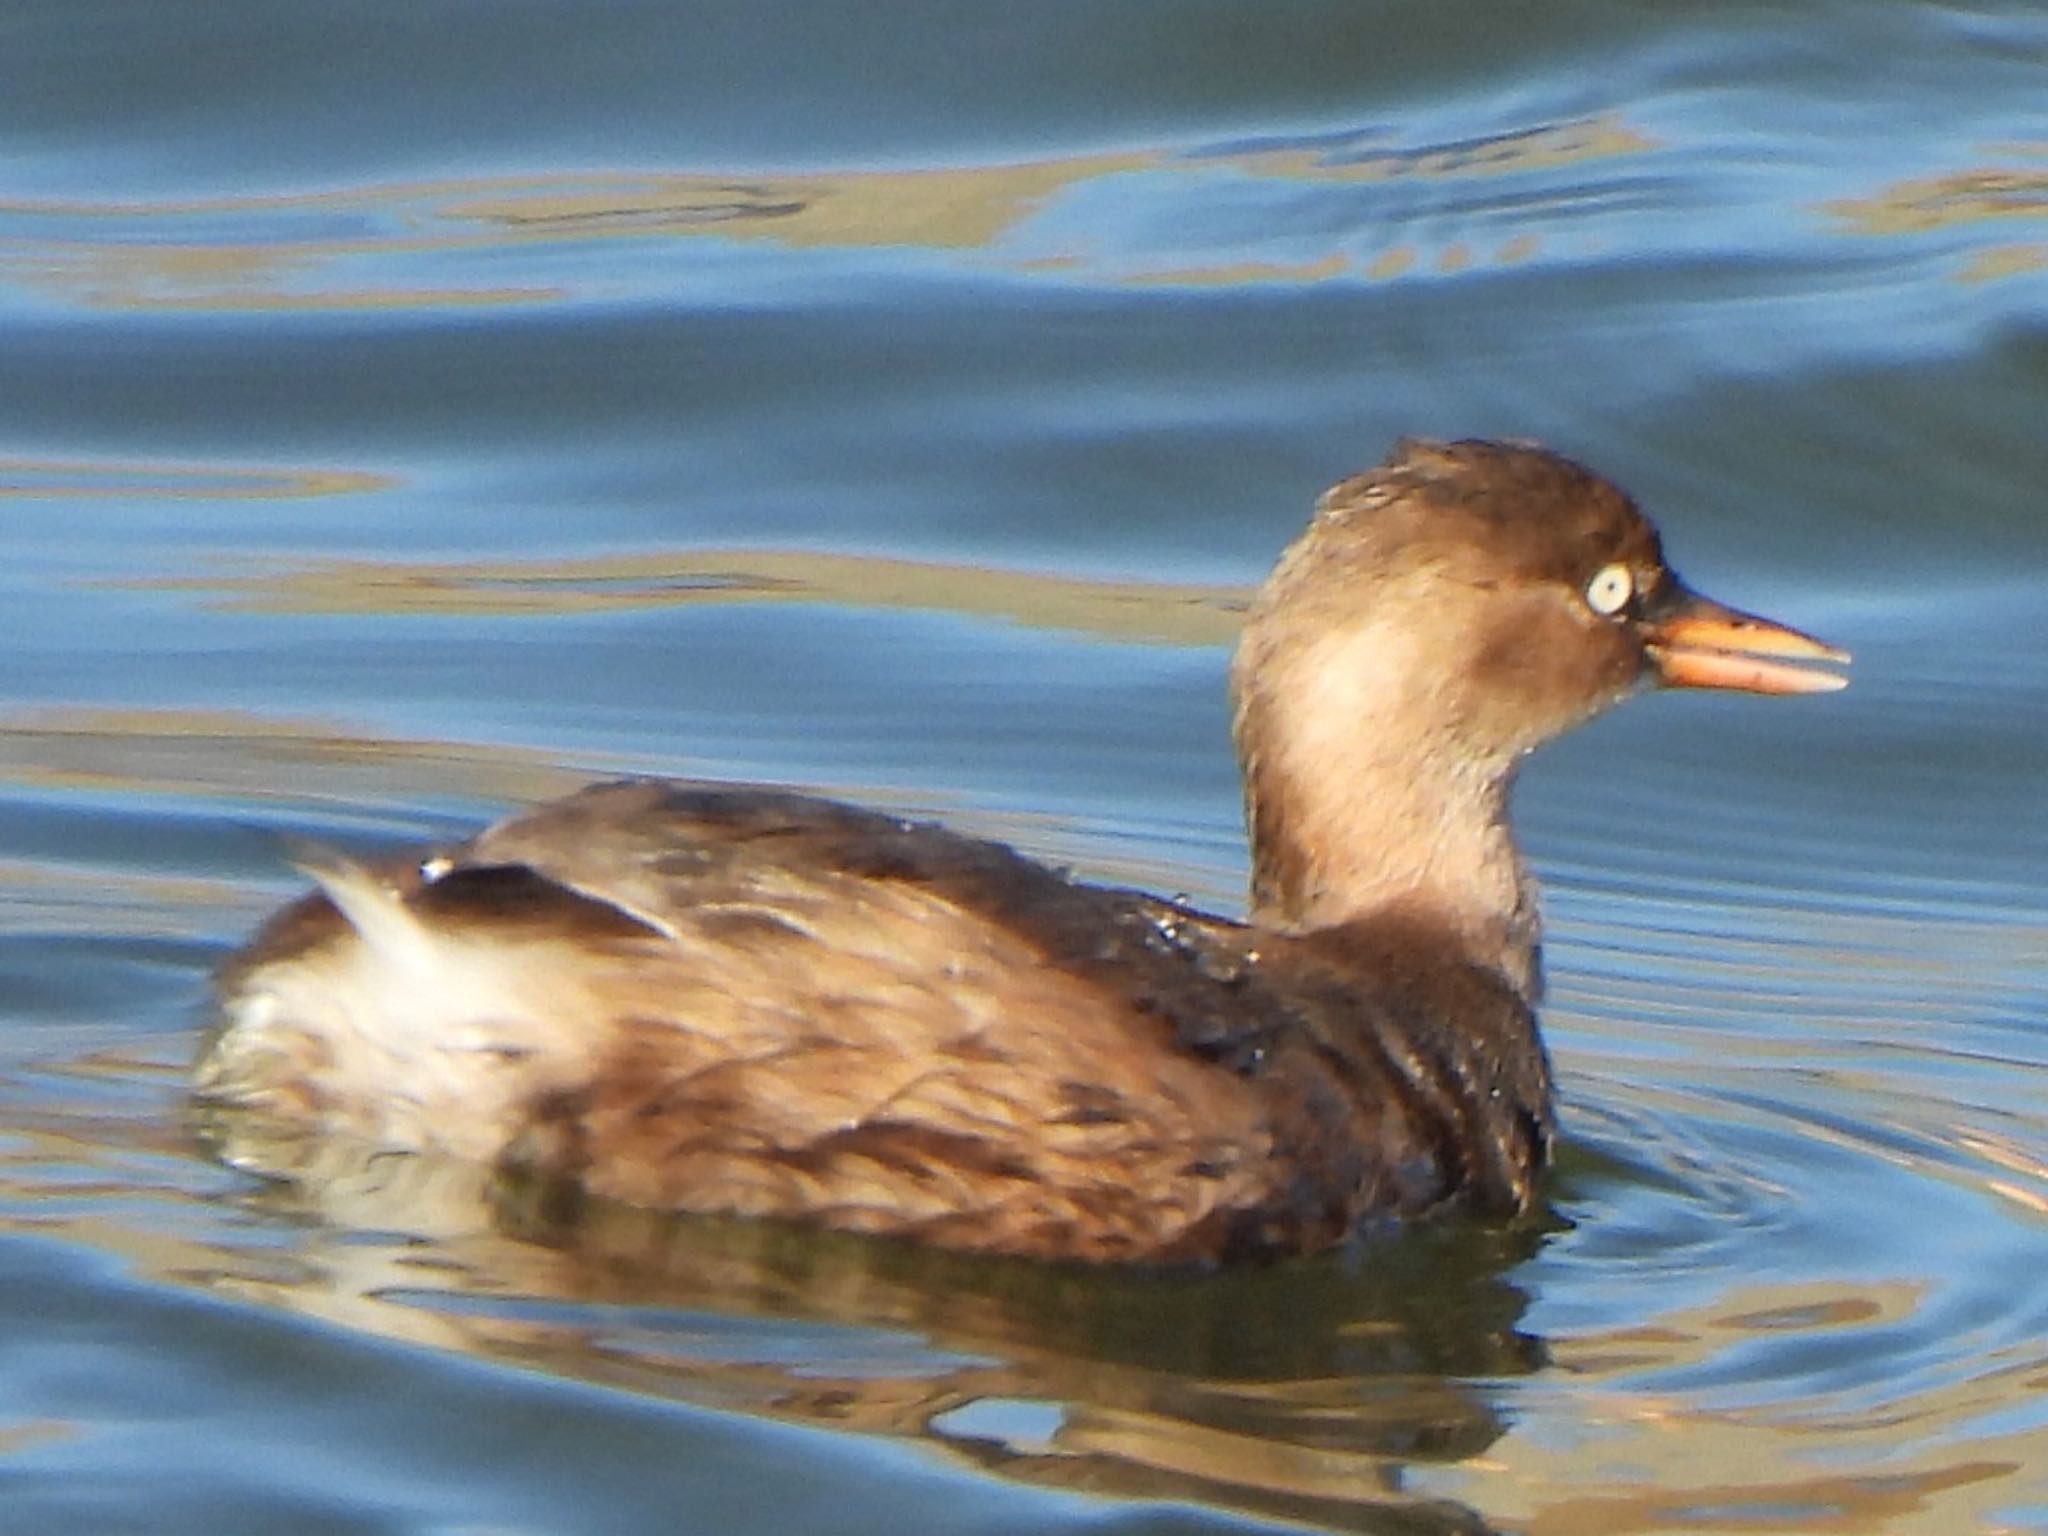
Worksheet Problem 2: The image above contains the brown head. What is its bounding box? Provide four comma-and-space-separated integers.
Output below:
1231, 439, 1847, 974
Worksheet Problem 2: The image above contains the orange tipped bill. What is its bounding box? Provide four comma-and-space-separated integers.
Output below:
1641, 586, 1850, 696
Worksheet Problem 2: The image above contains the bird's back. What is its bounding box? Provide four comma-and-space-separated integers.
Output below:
202, 780, 1549, 1261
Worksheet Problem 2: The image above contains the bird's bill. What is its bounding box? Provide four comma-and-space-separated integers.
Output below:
1640, 585, 1850, 695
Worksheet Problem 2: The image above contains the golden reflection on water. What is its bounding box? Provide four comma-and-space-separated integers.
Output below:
0, 115, 1654, 312
1444, 1279, 2027, 1536
0, 1419, 77, 1458
0, 458, 389, 501
120, 547, 1250, 644
1821, 147, 2048, 283
0, 857, 243, 938
0, 707, 595, 806
1823, 160, 2048, 236
10, 125, 2039, 314
1956, 242, 2048, 285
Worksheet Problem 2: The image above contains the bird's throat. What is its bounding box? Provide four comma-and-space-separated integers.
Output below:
1234, 620, 1543, 999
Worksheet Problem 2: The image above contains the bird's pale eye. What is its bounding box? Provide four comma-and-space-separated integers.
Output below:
1584, 562, 1634, 616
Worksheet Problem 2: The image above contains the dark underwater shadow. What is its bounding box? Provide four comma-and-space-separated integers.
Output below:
192, 1102, 1556, 1535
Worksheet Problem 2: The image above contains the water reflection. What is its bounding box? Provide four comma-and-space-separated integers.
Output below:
0, 458, 389, 501
122, 547, 1249, 642
1822, 155, 2048, 236
1820, 146, 2048, 283
181, 1100, 1547, 1536
10, 1057, 2047, 1535
0, 707, 594, 806
0, 114, 1655, 312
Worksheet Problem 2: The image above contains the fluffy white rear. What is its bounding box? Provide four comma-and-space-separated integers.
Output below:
201, 858, 594, 1162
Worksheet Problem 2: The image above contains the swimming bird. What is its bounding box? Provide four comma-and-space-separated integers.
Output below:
197, 438, 1847, 1263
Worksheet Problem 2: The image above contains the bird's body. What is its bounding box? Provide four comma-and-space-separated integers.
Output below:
198, 439, 1846, 1263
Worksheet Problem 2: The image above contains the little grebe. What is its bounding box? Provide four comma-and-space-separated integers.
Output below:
198, 439, 1847, 1263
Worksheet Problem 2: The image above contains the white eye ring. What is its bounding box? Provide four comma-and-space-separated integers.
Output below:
1585, 563, 1634, 616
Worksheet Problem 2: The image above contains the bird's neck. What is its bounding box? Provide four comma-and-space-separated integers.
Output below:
1232, 618, 1542, 999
